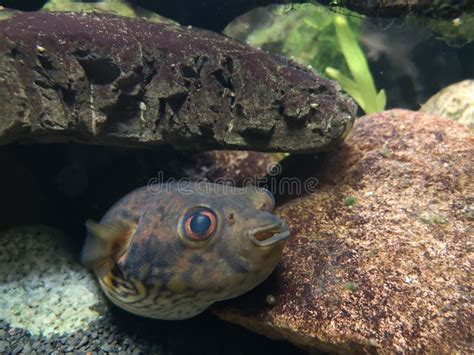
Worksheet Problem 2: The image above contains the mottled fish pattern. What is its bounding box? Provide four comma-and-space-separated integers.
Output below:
82, 182, 290, 320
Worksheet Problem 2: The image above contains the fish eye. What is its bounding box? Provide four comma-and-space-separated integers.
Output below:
183, 207, 217, 241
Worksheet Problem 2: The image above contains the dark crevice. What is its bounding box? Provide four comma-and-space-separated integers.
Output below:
199, 124, 215, 140
100, 95, 141, 133
242, 124, 275, 138
33, 78, 53, 89
193, 55, 208, 76
180, 55, 209, 80
76, 58, 121, 85
221, 56, 234, 74
10, 47, 21, 59
234, 103, 246, 118
278, 105, 284, 116
166, 92, 188, 115
59, 86, 76, 107
37, 55, 54, 71
308, 85, 330, 96
72, 48, 91, 58
181, 64, 199, 78
158, 99, 166, 123
116, 67, 145, 94
143, 67, 158, 87
212, 69, 234, 92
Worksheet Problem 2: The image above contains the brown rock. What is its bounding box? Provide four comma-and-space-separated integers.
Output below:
203, 151, 284, 186
212, 109, 473, 353
0, 11, 354, 153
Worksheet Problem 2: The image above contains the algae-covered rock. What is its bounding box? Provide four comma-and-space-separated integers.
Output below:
0, 11, 355, 153
41, 0, 178, 25
421, 80, 474, 132
213, 110, 473, 353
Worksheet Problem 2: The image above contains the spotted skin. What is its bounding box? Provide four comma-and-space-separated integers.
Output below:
82, 182, 289, 320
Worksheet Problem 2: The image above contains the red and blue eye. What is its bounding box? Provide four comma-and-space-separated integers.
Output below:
183, 208, 217, 241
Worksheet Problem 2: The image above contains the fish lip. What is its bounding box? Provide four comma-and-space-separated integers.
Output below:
250, 222, 290, 247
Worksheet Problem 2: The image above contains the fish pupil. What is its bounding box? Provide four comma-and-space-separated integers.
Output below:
190, 213, 211, 235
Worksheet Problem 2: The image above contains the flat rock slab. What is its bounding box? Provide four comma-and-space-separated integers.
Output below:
0, 11, 355, 153
213, 110, 473, 353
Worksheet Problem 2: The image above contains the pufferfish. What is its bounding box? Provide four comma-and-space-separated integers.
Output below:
81, 181, 290, 320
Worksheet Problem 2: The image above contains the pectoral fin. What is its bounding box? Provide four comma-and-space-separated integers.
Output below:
81, 219, 135, 277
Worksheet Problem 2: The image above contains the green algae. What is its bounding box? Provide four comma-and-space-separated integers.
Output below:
418, 211, 448, 225
343, 196, 358, 208
380, 143, 392, 158
343, 281, 358, 292
0, 8, 12, 21
41, 0, 177, 24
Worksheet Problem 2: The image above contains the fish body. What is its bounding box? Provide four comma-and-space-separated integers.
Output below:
81, 182, 290, 320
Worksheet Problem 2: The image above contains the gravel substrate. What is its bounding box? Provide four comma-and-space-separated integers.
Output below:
0, 310, 305, 354
0, 226, 305, 354
0, 226, 107, 336
0, 316, 161, 355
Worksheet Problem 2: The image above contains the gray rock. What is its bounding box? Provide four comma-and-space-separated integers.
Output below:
0, 11, 355, 153
421, 80, 474, 132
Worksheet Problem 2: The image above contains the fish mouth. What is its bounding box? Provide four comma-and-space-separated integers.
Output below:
250, 222, 290, 247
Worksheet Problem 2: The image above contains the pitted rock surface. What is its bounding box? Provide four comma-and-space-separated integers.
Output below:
0, 11, 355, 153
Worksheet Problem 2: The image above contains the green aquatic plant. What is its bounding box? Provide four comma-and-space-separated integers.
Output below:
225, 5, 384, 114
326, 15, 386, 115
224, 4, 361, 78
325, 15, 386, 114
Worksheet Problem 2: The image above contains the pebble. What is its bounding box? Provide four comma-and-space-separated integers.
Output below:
12, 344, 24, 353
78, 335, 89, 347
101, 343, 112, 352
0, 340, 8, 352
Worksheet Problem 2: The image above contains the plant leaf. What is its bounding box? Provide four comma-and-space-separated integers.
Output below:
376, 89, 387, 112
332, 15, 387, 114
326, 67, 364, 109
